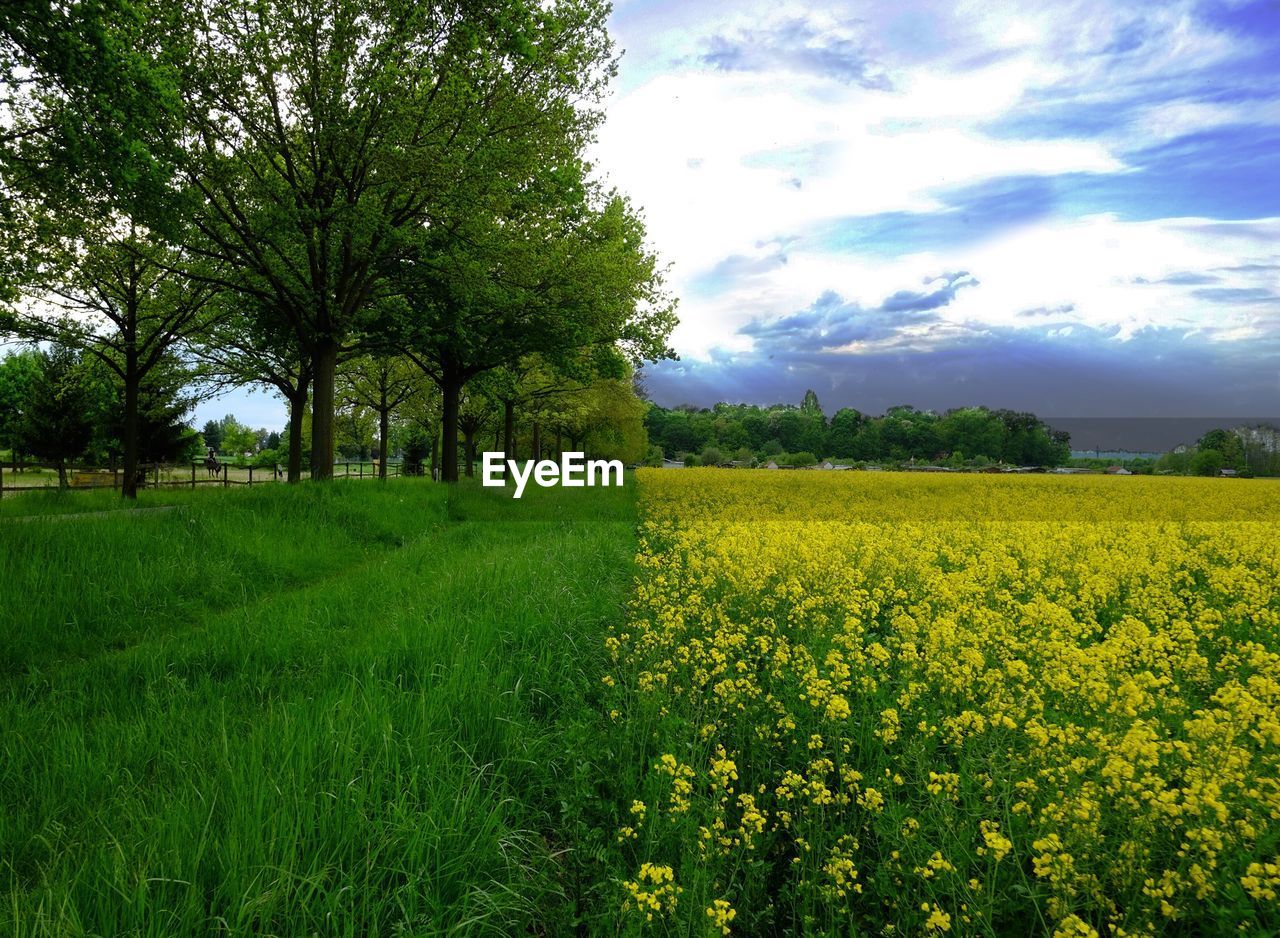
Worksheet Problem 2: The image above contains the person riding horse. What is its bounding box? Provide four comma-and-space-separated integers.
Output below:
204, 448, 221, 478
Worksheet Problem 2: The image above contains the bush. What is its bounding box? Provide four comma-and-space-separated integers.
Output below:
1191, 448, 1225, 477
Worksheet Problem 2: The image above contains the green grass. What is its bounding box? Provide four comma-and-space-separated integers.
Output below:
0, 479, 637, 935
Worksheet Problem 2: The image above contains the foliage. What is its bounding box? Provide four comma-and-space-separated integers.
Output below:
646, 395, 1071, 466
0, 347, 40, 457
13, 344, 95, 481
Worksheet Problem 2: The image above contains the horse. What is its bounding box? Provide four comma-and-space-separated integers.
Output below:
204, 452, 221, 478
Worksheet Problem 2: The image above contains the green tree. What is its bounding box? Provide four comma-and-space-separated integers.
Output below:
1, 0, 183, 299
191, 296, 312, 482
394, 182, 675, 482
826, 407, 865, 458
16, 345, 95, 486
2, 224, 213, 496
167, 0, 620, 480
200, 418, 223, 453
338, 355, 419, 479
0, 347, 41, 463
1191, 448, 1225, 477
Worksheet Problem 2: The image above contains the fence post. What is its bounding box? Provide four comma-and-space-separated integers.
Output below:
223, 463, 229, 488
192, 462, 197, 489
249, 465, 254, 486
0, 460, 4, 499
359, 462, 364, 479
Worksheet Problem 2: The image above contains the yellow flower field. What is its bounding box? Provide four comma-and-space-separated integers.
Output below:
604, 471, 1280, 935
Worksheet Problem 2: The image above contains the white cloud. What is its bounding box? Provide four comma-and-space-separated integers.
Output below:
594, 0, 1280, 372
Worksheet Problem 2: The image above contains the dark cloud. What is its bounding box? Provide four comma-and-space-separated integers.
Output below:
879, 271, 978, 313
1191, 286, 1280, 303
1018, 304, 1077, 318
688, 250, 789, 297
739, 272, 976, 352
811, 176, 1061, 258
1132, 271, 1222, 286
699, 17, 890, 88
642, 319, 1280, 421
1214, 263, 1280, 273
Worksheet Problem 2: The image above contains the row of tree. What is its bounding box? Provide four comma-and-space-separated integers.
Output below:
0, 341, 652, 484
646, 392, 1072, 466
0, 0, 676, 496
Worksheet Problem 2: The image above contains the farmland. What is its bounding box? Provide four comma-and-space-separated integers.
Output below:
3, 472, 1279, 935
602, 471, 1280, 935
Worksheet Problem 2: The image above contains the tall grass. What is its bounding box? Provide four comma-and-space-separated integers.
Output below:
1, 479, 636, 935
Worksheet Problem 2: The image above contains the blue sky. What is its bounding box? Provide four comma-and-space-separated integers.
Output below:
198, 0, 1280, 431
594, 0, 1280, 418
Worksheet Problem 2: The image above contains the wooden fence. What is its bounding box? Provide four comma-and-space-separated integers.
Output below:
0, 460, 401, 497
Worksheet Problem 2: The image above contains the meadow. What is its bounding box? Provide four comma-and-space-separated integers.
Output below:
0, 480, 636, 935
602, 471, 1280, 936
4, 472, 1279, 935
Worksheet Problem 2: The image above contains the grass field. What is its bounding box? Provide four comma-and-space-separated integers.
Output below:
1, 480, 637, 935
4, 472, 1279, 935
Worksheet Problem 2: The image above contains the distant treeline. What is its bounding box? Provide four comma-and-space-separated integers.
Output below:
644, 391, 1071, 467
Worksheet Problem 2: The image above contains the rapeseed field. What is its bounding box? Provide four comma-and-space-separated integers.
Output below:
603, 471, 1280, 935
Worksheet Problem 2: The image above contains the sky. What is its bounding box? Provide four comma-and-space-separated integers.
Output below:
594, 0, 1280, 422
195, 0, 1280, 433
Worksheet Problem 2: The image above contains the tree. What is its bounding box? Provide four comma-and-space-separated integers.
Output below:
394, 168, 676, 482
166, 0, 619, 480
1, 0, 182, 297
218, 414, 259, 458
201, 418, 223, 453
1197, 428, 1243, 469
15, 345, 95, 487
191, 296, 312, 482
0, 347, 41, 463
2, 224, 214, 497
338, 355, 419, 479
826, 407, 865, 458
1191, 448, 1225, 477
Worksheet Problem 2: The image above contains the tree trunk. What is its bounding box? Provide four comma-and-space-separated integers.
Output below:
555, 426, 562, 458
56, 460, 68, 489
286, 372, 309, 484
378, 405, 390, 481
504, 399, 515, 462
310, 340, 337, 480
464, 430, 476, 477
430, 431, 439, 481
531, 421, 541, 462
440, 374, 461, 483
121, 350, 140, 499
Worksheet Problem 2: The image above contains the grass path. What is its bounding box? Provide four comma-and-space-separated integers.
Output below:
1, 480, 636, 935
